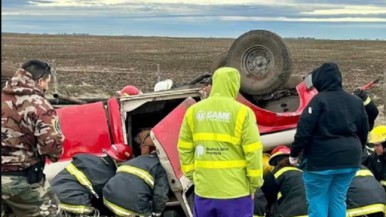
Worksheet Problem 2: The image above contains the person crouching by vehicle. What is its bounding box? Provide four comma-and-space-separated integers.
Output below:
2, 60, 64, 217
261, 145, 308, 217
346, 166, 386, 217
363, 125, 386, 191
103, 130, 169, 217
51, 143, 133, 217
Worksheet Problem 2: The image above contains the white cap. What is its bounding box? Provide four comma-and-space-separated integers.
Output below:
154, 79, 174, 92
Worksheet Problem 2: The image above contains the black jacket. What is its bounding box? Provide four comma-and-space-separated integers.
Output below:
103, 154, 169, 216
364, 100, 379, 130
51, 154, 117, 204
363, 151, 386, 191
346, 167, 386, 216
291, 63, 369, 171
261, 166, 307, 217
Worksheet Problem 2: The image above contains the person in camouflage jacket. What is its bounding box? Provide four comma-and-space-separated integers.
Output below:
1, 60, 64, 217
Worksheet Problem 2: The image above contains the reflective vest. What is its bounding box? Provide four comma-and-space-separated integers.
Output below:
178, 67, 264, 199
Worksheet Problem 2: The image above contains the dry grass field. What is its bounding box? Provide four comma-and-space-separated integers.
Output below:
2, 33, 385, 124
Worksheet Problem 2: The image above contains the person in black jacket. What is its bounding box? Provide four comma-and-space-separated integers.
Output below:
346, 166, 386, 217
103, 130, 169, 217
289, 62, 369, 217
51, 143, 133, 216
261, 145, 307, 217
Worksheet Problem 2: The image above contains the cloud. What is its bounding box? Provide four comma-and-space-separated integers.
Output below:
220, 16, 386, 22
27, 0, 289, 7
301, 5, 386, 15
2, 0, 386, 39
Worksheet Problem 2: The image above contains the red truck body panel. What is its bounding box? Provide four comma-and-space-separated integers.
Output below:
52, 102, 112, 162
107, 97, 125, 144
237, 81, 317, 134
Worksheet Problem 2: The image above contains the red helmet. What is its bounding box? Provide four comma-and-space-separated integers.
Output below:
119, 85, 141, 96
104, 143, 133, 162
269, 145, 290, 166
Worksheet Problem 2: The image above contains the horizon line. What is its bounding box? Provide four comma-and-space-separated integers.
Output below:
3, 32, 386, 41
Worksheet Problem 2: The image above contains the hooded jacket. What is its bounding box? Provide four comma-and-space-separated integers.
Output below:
178, 67, 264, 199
1, 69, 64, 172
290, 63, 369, 171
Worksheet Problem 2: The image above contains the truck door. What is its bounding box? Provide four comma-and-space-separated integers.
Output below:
151, 97, 196, 217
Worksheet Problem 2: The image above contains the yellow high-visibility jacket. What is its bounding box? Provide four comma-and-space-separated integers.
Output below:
178, 67, 264, 199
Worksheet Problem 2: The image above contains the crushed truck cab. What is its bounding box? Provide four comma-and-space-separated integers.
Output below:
44, 81, 317, 217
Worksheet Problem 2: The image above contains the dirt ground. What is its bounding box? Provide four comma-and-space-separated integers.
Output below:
1, 33, 385, 125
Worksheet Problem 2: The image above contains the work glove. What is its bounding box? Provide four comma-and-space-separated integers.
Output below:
289, 157, 299, 166
353, 89, 368, 101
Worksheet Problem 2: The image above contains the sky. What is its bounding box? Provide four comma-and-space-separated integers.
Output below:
2, 0, 386, 40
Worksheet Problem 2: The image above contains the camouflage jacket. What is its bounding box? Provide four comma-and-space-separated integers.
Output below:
1, 69, 64, 172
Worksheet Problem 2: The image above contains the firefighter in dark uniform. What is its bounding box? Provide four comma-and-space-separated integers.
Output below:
346, 166, 386, 217
261, 145, 308, 217
354, 89, 380, 161
103, 130, 169, 217
353, 89, 379, 131
364, 125, 386, 191
51, 143, 133, 216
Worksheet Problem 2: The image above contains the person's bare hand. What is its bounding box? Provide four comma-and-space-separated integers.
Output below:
250, 193, 255, 200
289, 157, 299, 166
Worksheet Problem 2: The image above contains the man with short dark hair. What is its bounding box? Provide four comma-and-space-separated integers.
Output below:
1, 60, 64, 217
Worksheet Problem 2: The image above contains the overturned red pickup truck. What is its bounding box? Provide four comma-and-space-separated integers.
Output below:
44, 80, 316, 216
42, 30, 318, 216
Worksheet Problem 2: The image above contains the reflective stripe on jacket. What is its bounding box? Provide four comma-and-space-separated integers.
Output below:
178, 67, 264, 199
272, 167, 308, 216
346, 167, 386, 216
51, 154, 117, 214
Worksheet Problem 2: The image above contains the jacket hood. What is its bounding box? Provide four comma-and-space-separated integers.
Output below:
311, 62, 343, 92
209, 67, 240, 99
2, 69, 44, 96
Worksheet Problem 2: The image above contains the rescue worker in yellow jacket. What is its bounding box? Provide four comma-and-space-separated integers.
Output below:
346, 166, 386, 217
363, 125, 386, 191
261, 145, 308, 217
178, 67, 264, 217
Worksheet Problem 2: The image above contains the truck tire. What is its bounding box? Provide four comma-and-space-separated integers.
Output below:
209, 51, 228, 73
226, 30, 292, 95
